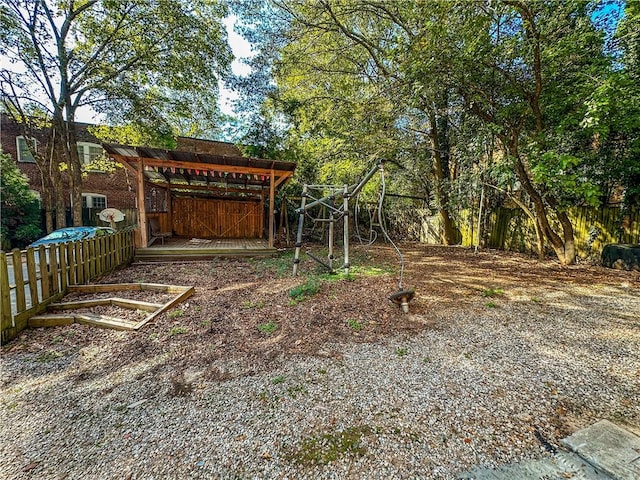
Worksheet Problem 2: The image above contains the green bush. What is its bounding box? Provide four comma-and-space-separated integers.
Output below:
1, 153, 42, 249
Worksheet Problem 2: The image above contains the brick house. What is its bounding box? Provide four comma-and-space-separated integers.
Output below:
0, 114, 242, 214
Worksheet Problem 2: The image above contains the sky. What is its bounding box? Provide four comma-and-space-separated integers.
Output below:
218, 15, 254, 117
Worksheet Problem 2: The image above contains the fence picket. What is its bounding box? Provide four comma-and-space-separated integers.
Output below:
38, 245, 50, 300
66, 243, 74, 285
50, 245, 59, 295
59, 244, 68, 291
82, 240, 90, 283
110, 235, 115, 268
75, 242, 83, 284
11, 250, 26, 312
26, 248, 38, 305
101, 236, 107, 273
0, 253, 13, 334
90, 238, 97, 279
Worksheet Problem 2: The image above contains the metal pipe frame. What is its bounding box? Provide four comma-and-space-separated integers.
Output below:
328, 213, 334, 272
297, 162, 382, 214
293, 185, 307, 276
342, 184, 350, 274
293, 160, 384, 276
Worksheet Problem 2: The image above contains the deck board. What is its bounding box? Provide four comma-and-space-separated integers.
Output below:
136, 237, 276, 261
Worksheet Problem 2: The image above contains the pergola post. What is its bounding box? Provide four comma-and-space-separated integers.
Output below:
136, 157, 148, 247
268, 168, 275, 248
166, 185, 173, 235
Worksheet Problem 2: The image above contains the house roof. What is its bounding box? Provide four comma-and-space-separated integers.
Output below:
175, 136, 242, 156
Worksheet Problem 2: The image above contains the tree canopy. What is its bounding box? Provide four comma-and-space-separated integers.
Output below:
231, 0, 637, 265
1, 0, 231, 226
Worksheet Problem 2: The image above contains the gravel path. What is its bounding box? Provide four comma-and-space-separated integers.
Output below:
1, 248, 639, 479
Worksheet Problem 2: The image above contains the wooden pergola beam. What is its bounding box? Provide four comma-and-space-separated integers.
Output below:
274, 173, 291, 189
112, 154, 293, 178
117, 158, 138, 175
149, 181, 267, 196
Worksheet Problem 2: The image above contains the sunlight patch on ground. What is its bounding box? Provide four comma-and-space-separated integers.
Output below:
216, 281, 258, 293
256, 279, 300, 295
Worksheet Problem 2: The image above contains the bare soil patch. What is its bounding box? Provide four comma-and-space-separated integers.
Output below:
5, 243, 638, 376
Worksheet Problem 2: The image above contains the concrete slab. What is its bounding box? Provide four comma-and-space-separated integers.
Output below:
458, 451, 611, 479
561, 420, 640, 480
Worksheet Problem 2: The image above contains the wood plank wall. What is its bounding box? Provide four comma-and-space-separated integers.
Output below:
172, 197, 263, 238
0, 230, 135, 345
146, 212, 171, 233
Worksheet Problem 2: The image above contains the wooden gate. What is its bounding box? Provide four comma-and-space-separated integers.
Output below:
172, 197, 263, 238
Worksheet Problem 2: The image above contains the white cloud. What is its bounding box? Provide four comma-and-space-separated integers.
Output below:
220, 15, 254, 116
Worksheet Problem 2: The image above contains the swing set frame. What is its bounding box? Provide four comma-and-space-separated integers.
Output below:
292, 161, 383, 275
292, 160, 415, 313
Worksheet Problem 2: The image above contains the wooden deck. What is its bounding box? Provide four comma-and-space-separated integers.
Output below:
135, 237, 276, 262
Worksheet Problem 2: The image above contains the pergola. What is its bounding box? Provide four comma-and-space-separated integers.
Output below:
103, 143, 296, 248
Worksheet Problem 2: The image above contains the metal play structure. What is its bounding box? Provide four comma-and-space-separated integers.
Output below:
292, 160, 415, 313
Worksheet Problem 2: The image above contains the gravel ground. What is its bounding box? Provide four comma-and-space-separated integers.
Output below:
1, 245, 639, 479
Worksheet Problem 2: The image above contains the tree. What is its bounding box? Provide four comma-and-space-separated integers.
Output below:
233, 1, 624, 264
234, 1, 463, 243
582, 0, 640, 213
0, 152, 42, 250
450, 1, 611, 264
1, 0, 231, 226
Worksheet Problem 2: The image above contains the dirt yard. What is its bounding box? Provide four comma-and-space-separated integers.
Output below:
10, 244, 638, 370
1, 244, 639, 479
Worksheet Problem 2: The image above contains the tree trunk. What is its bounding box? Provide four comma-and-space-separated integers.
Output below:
48, 116, 67, 230
53, 166, 67, 230
36, 158, 55, 233
44, 201, 54, 233
64, 115, 84, 226
428, 109, 456, 245
511, 146, 576, 265
533, 218, 545, 260
555, 209, 577, 265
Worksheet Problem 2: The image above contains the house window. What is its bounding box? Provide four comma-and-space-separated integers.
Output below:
16, 136, 37, 163
77, 142, 104, 165
82, 193, 107, 209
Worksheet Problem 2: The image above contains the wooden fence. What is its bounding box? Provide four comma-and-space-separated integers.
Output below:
172, 197, 263, 238
459, 206, 639, 257
0, 230, 135, 345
